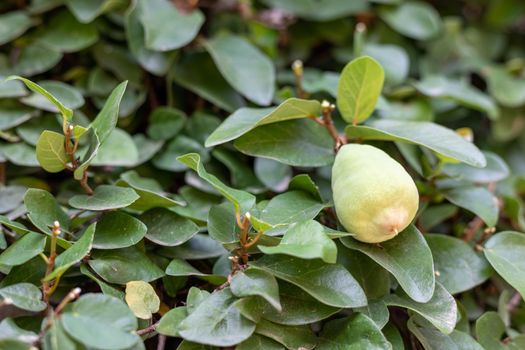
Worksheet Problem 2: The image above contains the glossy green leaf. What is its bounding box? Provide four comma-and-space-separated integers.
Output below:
475, 311, 506, 350
259, 220, 337, 263
408, 318, 484, 350
0, 283, 46, 312
153, 135, 207, 172
486, 66, 525, 108
231, 269, 281, 311
317, 313, 390, 349
125, 281, 160, 319
384, 282, 457, 334
140, 208, 198, 247
426, 234, 492, 294
235, 119, 335, 167
443, 186, 499, 227
237, 334, 284, 350
11, 44, 63, 77
364, 44, 409, 86
24, 188, 70, 235
88, 246, 165, 284
0, 232, 46, 267
91, 128, 139, 166
345, 119, 486, 167
484, 231, 525, 299
337, 56, 385, 124
252, 255, 367, 308
0, 108, 35, 130
140, 0, 204, 51
205, 98, 321, 147
341, 225, 435, 303
61, 293, 140, 350
207, 203, 239, 244
147, 107, 187, 140
178, 288, 255, 347
35, 130, 68, 173
177, 153, 255, 214
69, 185, 139, 211
442, 151, 509, 183
92, 212, 147, 249
380, 1, 442, 40
205, 34, 275, 105
157, 306, 187, 337
65, 0, 124, 23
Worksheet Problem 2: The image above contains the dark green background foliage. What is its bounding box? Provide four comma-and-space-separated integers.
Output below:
0, 0, 525, 349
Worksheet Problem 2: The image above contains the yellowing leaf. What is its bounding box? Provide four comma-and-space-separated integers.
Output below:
125, 281, 160, 319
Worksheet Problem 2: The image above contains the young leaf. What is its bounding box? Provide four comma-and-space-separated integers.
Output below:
69, 185, 139, 211
125, 281, 160, 319
89, 81, 128, 144
6, 76, 73, 120
92, 212, 147, 249
35, 130, 68, 173
337, 56, 385, 124
230, 269, 282, 312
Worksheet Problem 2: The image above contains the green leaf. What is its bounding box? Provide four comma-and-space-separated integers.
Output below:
442, 186, 499, 227
0, 143, 39, 167
125, 280, 160, 319
252, 255, 367, 308
140, 208, 198, 247
0, 232, 46, 266
254, 319, 317, 350
317, 313, 391, 349
91, 128, 139, 166
408, 318, 484, 350
69, 185, 139, 211
0, 318, 38, 344
208, 203, 239, 244
475, 311, 506, 350
24, 188, 71, 237
43, 314, 80, 350
65, 0, 124, 23
345, 119, 486, 167
354, 300, 390, 329
260, 0, 367, 21
426, 234, 492, 294
236, 281, 340, 325
147, 107, 187, 140
11, 44, 63, 77
172, 53, 245, 113
0, 11, 32, 45
235, 119, 335, 167
442, 151, 509, 183
178, 288, 256, 347
35, 130, 68, 173
88, 246, 165, 284
384, 282, 457, 334
414, 76, 498, 120
117, 171, 184, 211
341, 225, 435, 303
20, 81, 84, 113
380, 1, 442, 40
363, 44, 409, 86
157, 306, 187, 337
92, 212, 147, 249
419, 204, 458, 231
0, 283, 46, 312
484, 231, 525, 299
140, 0, 204, 51
231, 269, 281, 311
45, 224, 96, 281
165, 258, 226, 285
0, 108, 35, 130
336, 56, 385, 124
90, 81, 128, 144
37, 10, 98, 52
0, 339, 33, 350
205, 98, 321, 147
73, 130, 100, 180
153, 135, 208, 172
259, 220, 337, 263
177, 153, 255, 214
80, 264, 125, 300
161, 234, 227, 260
486, 66, 525, 108
254, 158, 292, 192
237, 334, 284, 350
205, 34, 275, 105
0, 186, 25, 214
61, 293, 140, 350
260, 191, 328, 226
338, 246, 390, 300
6, 76, 73, 120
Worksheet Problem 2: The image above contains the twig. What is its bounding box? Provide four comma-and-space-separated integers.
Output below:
157, 334, 166, 350
80, 171, 93, 195
0, 162, 5, 185
508, 292, 522, 313
320, 100, 346, 152
136, 322, 159, 336
292, 60, 306, 99
54, 287, 81, 315
42, 221, 61, 304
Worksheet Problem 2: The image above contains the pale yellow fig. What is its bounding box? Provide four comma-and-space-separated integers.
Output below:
332, 144, 419, 243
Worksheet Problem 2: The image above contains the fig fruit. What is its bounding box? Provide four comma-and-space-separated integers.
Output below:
332, 144, 419, 243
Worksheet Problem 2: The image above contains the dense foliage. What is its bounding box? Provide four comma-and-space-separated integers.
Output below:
1, 0, 525, 349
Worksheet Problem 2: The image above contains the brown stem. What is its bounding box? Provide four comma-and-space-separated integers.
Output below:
157, 335, 166, 350
54, 287, 81, 315
80, 171, 94, 195
462, 182, 497, 242
508, 292, 522, 313
244, 231, 265, 249
320, 100, 346, 152
136, 322, 159, 336
0, 162, 5, 185
43, 221, 61, 304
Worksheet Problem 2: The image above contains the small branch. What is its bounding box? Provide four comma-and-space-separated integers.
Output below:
157, 334, 166, 350
244, 231, 265, 249
508, 292, 522, 313
136, 322, 159, 336
463, 182, 498, 242
320, 100, 346, 152
42, 221, 61, 304
0, 162, 5, 185
54, 287, 81, 315
80, 171, 93, 195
